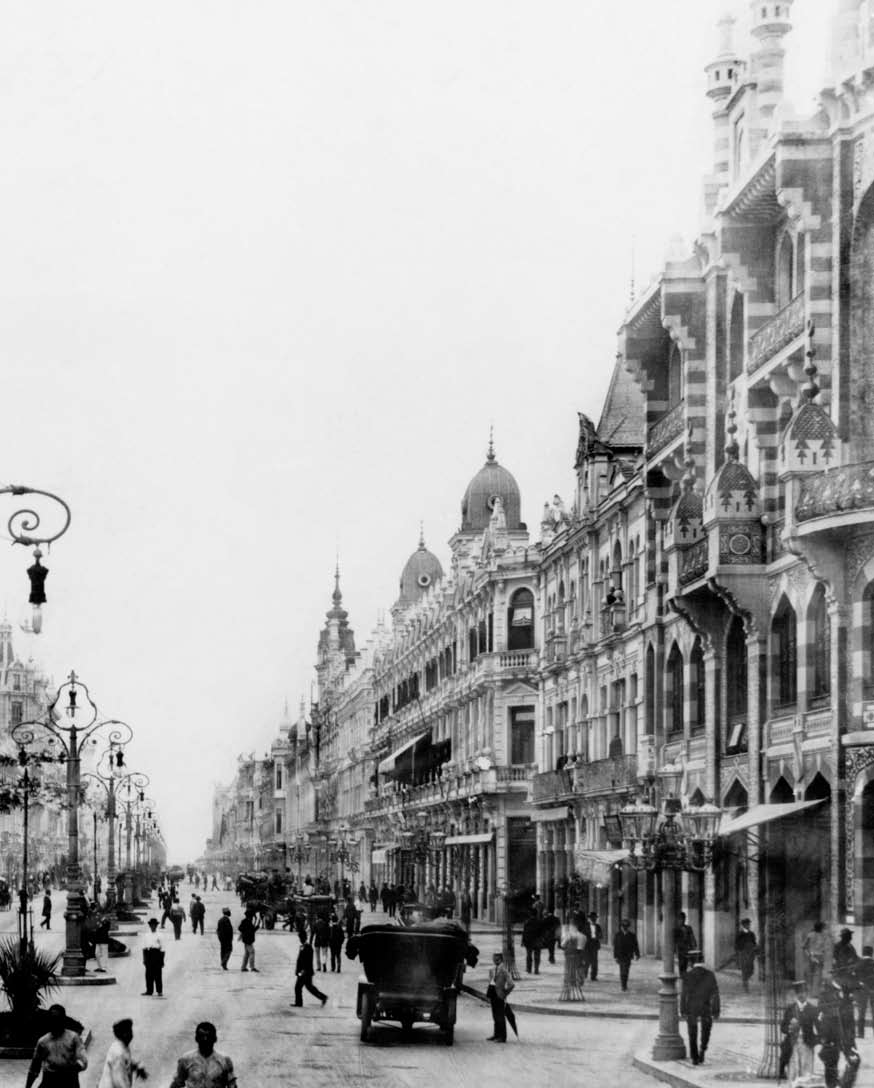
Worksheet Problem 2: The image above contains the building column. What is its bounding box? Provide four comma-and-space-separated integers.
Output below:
830, 600, 849, 921
747, 630, 766, 938
704, 645, 719, 956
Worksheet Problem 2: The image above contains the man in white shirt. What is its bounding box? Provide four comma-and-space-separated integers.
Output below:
98, 1019, 147, 1088
141, 917, 164, 996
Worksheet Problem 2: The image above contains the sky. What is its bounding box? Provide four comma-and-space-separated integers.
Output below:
0, 1, 833, 861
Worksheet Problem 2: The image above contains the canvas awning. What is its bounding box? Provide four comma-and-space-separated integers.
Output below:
530, 806, 572, 823
574, 848, 628, 885
445, 832, 494, 845
377, 730, 431, 774
718, 799, 826, 836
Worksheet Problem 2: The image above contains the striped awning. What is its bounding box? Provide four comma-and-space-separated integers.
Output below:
378, 730, 431, 774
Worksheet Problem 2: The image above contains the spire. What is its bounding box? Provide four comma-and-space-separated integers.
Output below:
332, 557, 342, 606
418, 521, 425, 549
487, 425, 495, 463
802, 320, 820, 403
725, 389, 740, 462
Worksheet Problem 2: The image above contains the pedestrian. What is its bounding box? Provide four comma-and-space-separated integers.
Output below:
779, 979, 819, 1082
141, 917, 164, 997
169, 898, 186, 941
328, 914, 344, 972
160, 890, 172, 929
486, 950, 514, 1042
834, 927, 860, 973
530, 892, 544, 920
460, 888, 473, 932
802, 920, 827, 996
97, 1018, 148, 1088
25, 1003, 87, 1088
735, 917, 757, 992
189, 894, 198, 931
40, 890, 52, 930
94, 909, 110, 974
358, 881, 367, 905
439, 886, 455, 919
855, 944, 874, 1039
380, 882, 389, 913
345, 897, 359, 938
613, 918, 640, 992
216, 907, 233, 970
541, 907, 560, 965
680, 949, 720, 1066
818, 973, 860, 1088
169, 1021, 237, 1088
521, 910, 542, 975
674, 910, 697, 977
387, 884, 397, 918
211, 874, 219, 891
191, 896, 205, 935
369, 882, 378, 912
293, 934, 328, 1007
586, 911, 603, 980
82, 903, 98, 965
238, 908, 259, 972
314, 914, 330, 971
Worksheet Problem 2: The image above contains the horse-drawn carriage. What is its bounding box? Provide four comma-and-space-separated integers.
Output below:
347, 919, 478, 1045
237, 871, 297, 929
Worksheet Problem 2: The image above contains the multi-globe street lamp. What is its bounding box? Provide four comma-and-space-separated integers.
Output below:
81, 745, 144, 912
395, 811, 446, 901
116, 774, 150, 906
288, 833, 311, 885
12, 672, 132, 977
327, 823, 360, 890
618, 795, 722, 1061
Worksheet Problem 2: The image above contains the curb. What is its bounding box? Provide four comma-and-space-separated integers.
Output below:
460, 984, 764, 1024
632, 1053, 701, 1088
57, 975, 117, 986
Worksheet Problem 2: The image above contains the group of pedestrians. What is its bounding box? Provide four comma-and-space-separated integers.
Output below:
25, 1005, 237, 1088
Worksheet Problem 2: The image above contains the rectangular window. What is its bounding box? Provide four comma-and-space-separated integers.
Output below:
12, 674, 21, 691
10, 702, 22, 726
275, 809, 282, 834
275, 765, 283, 791
510, 706, 535, 765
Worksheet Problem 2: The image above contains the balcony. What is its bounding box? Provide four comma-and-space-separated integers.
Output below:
748, 294, 805, 374
796, 461, 874, 526
677, 538, 709, 587
573, 754, 638, 796
531, 768, 575, 804
647, 401, 684, 456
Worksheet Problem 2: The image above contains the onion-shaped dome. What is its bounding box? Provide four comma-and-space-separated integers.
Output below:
397, 529, 444, 606
461, 438, 523, 531
704, 406, 761, 524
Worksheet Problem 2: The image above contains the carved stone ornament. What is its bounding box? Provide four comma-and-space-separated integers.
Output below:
853, 133, 874, 209
846, 533, 874, 588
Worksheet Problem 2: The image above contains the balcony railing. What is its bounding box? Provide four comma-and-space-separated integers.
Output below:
748, 294, 805, 373
796, 461, 874, 523
647, 401, 685, 455
678, 537, 709, 586
531, 768, 575, 804
573, 754, 638, 795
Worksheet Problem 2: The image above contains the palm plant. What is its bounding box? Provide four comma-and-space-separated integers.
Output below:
0, 937, 61, 1023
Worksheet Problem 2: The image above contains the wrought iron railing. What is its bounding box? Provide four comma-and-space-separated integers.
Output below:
747, 294, 805, 373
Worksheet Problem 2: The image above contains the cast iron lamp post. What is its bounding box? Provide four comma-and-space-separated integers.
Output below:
81, 742, 134, 911
1, 484, 72, 635
396, 811, 446, 901
12, 672, 132, 977
618, 795, 722, 1061
116, 774, 150, 906
288, 833, 311, 885
327, 823, 360, 891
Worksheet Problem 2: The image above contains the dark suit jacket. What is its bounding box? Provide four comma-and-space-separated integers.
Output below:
613, 931, 640, 962
681, 966, 720, 1018
296, 942, 315, 977
780, 1000, 818, 1047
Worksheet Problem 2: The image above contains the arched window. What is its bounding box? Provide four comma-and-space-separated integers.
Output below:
795, 232, 807, 297
728, 292, 745, 382
776, 232, 794, 309
772, 595, 798, 709
726, 615, 748, 740
508, 588, 534, 651
645, 645, 656, 733
668, 343, 683, 407
612, 541, 623, 593
690, 638, 705, 733
666, 642, 684, 736
557, 581, 566, 633
810, 584, 831, 702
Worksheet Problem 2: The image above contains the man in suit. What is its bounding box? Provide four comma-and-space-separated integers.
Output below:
487, 951, 514, 1042
680, 949, 720, 1066
779, 979, 818, 1082
292, 935, 328, 1008
586, 912, 603, 981
674, 911, 697, 976
818, 973, 860, 1088
854, 944, 874, 1038
612, 919, 641, 992
735, 918, 757, 992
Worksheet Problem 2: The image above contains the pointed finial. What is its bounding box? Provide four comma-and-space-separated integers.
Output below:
725, 388, 740, 462
802, 319, 820, 403
332, 557, 342, 604
487, 425, 495, 462
682, 420, 696, 493
418, 521, 425, 549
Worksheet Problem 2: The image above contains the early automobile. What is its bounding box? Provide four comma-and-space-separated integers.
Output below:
347, 919, 477, 1045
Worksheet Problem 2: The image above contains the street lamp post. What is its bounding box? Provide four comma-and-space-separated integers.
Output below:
288, 833, 311, 886
327, 824, 360, 893
81, 744, 136, 912
116, 775, 150, 907
1, 484, 71, 635
12, 671, 132, 978
395, 811, 446, 902
619, 795, 722, 1062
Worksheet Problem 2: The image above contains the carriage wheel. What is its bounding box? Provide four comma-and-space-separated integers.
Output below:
359, 991, 373, 1042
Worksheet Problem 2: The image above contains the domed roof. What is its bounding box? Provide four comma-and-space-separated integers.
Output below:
461, 438, 523, 532
397, 529, 444, 606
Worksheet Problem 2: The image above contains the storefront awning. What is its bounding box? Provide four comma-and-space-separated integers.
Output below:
377, 730, 431, 774
574, 848, 628, 885
530, 806, 572, 823
718, 799, 826, 836
445, 832, 494, 845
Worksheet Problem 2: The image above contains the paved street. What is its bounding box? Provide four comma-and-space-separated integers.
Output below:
0, 889, 658, 1086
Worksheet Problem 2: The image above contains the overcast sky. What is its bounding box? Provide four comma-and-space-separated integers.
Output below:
0, 1, 832, 861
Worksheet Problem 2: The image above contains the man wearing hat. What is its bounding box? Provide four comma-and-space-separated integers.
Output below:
779, 979, 818, 1082
612, 919, 640, 992
834, 927, 860, 973
216, 908, 234, 970
680, 949, 720, 1066
735, 918, 757, 993
818, 972, 859, 1088
141, 917, 164, 997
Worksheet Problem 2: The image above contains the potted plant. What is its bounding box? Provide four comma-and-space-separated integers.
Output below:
0, 937, 80, 1051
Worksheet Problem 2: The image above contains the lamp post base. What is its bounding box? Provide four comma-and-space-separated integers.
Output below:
61, 888, 87, 978
651, 971, 686, 1061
